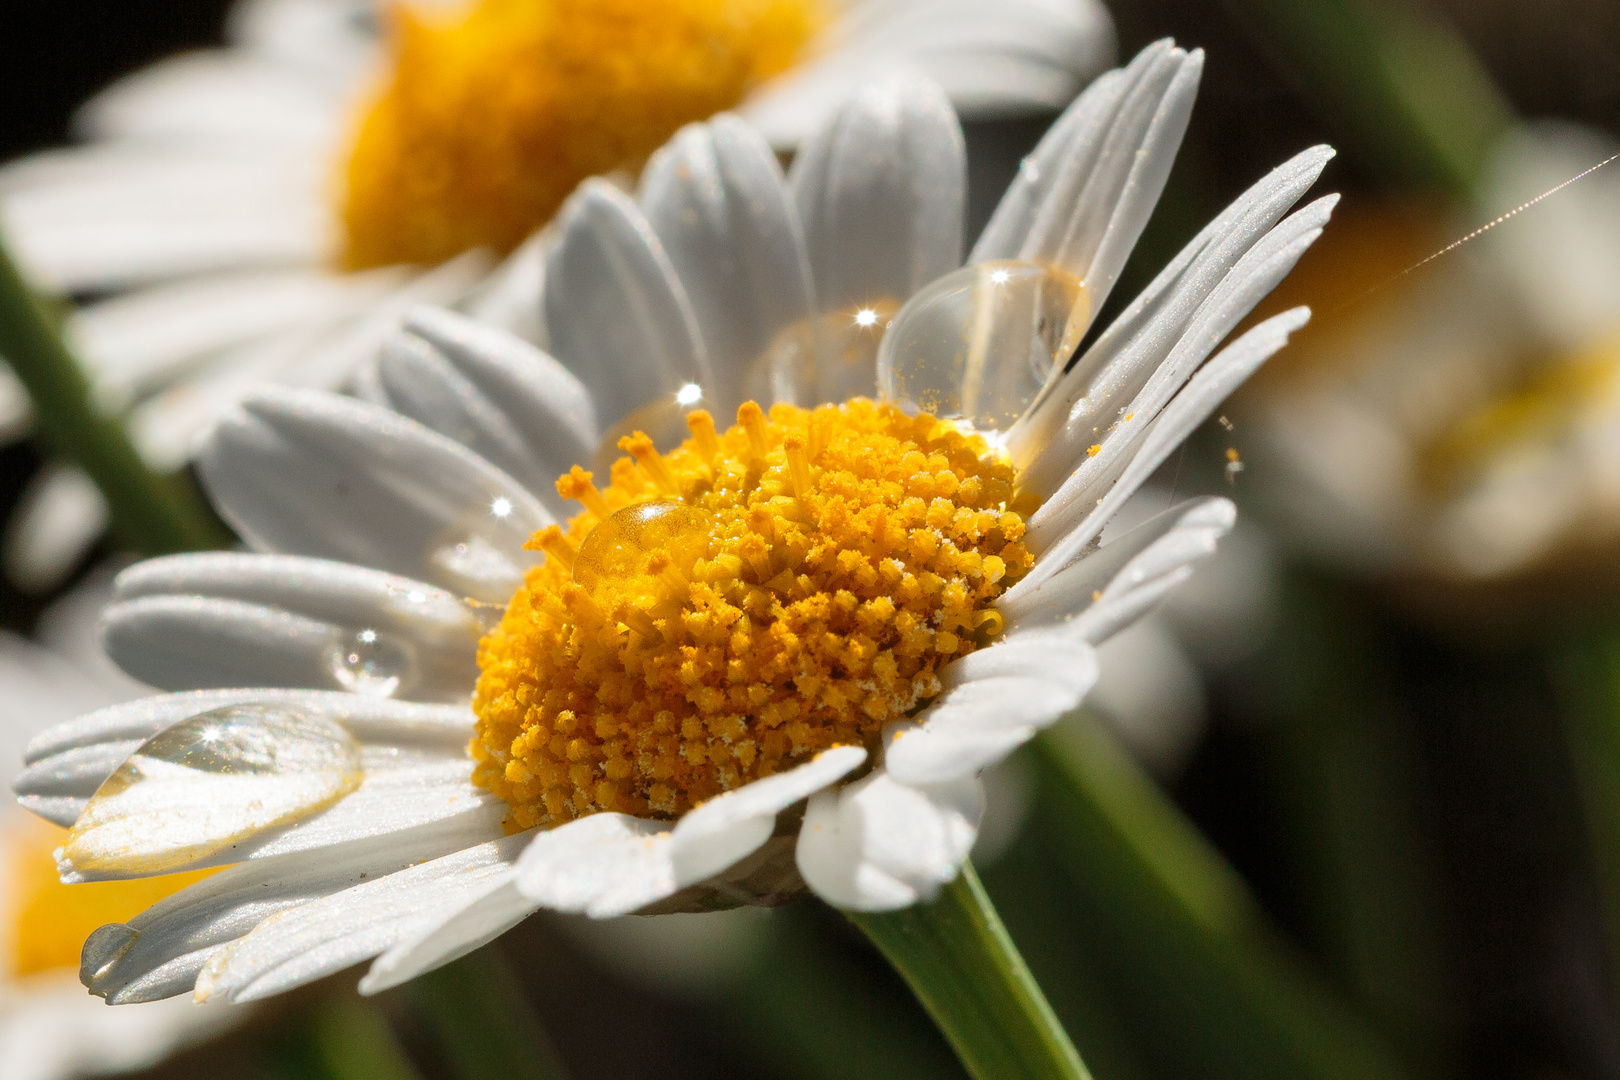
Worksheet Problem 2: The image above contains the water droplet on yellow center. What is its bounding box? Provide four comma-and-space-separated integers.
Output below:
339, 0, 825, 270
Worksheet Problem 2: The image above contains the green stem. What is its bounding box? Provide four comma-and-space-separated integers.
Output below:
310, 997, 426, 1080
1550, 628, 1620, 999
1032, 714, 1413, 1080
1230, 0, 1513, 195
405, 946, 569, 1080
0, 233, 227, 554
847, 860, 1089, 1080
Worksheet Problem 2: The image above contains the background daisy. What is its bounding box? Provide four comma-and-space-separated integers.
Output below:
0, 0, 1114, 594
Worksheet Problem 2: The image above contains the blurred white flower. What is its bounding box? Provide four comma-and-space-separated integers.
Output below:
1246, 121, 1620, 588
0, 0, 1114, 591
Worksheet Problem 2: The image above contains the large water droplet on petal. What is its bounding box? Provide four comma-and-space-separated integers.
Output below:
324, 627, 416, 698
575, 500, 712, 606
876, 260, 1089, 431
65, 705, 364, 876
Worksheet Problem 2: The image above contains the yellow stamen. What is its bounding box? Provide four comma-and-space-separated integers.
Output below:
4, 817, 216, 979
528, 524, 578, 571
783, 433, 813, 496
340, 0, 824, 269
557, 465, 611, 521
620, 432, 682, 497
687, 409, 722, 465
738, 402, 770, 465
470, 399, 1036, 830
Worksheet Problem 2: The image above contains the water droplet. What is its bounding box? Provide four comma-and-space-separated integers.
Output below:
594, 387, 710, 474
1019, 157, 1040, 184
756, 302, 900, 406
876, 260, 1089, 431
575, 500, 712, 606
430, 533, 526, 601
65, 704, 363, 876
325, 627, 416, 698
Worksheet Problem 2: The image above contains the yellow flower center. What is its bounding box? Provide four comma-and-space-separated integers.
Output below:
339, 0, 823, 270
1421, 337, 1620, 494
4, 816, 215, 979
471, 400, 1036, 829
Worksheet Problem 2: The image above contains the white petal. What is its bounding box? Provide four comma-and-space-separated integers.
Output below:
358, 876, 538, 994
127, 253, 489, 474
1012, 309, 1306, 594
1023, 196, 1331, 527
1000, 496, 1236, 639
462, 227, 552, 346
883, 635, 1097, 784
512, 746, 866, 919
791, 74, 965, 313
18, 689, 475, 827
85, 820, 496, 1003
667, 745, 866, 885
197, 387, 547, 603
227, 0, 381, 79
978, 39, 1199, 339
74, 50, 346, 146
1, 145, 329, 293
195, 832, 530, 1003
369, 306, 596, 512
1, 463, 107, 595
67, 268, 407, 408
1009, 145, 1333, 476
640, 114, 815, 411
103, 553, 481, 701
740, 0, 1115, 145
543, 179, 708, 429
796, 769, 982, 911
512, 814, 675, 917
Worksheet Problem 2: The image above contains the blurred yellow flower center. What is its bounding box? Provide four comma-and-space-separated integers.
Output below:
4, 816, 215, 979
1421, 338, 1620, 493
340, 0, 823, 269
471, 400, 1036, 829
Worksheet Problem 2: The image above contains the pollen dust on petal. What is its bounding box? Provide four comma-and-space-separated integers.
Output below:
470, 399, 1038, 831
339, 0, 824, 270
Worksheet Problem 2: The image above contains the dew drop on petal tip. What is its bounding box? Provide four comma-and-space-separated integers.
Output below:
64, 705, 364, 876
877, 260, 1090, 431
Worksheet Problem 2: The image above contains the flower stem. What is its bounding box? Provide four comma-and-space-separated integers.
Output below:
847, 860, 1090, 1080
405, 946, 569, 1080
0, 233, 227, 554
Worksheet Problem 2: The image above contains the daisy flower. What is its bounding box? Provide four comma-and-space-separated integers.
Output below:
14, 41, 1332, 1019
0, 628, 241, 1080
1245, 122, 1620, 586
0, 0, 1115, 591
